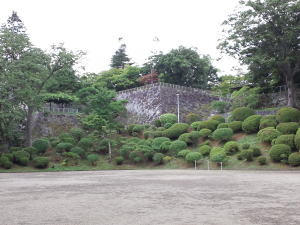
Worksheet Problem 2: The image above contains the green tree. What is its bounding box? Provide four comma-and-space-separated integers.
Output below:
219, 0, 300, 107
110, 43, 131, 69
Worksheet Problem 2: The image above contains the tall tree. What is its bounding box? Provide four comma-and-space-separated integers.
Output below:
110, 44, 131, 69
219, 0, 300, 107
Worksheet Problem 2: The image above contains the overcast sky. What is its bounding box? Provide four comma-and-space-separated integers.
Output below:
0, 0, 244, 75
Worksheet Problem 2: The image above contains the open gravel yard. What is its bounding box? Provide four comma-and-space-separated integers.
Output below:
1, 170, 300, 225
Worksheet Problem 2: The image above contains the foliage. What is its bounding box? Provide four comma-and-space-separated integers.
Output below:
69, 128, 84, 141
70, 147, 86, 159
169, 140, 187, 156
177, 149, 191, 158
159, 113, 177, 127
217, 123, 229, 129
241, 143, 250, 150
269, 144, 291, 162
163, 156, 172, 163
276, 108, 300, 123
275, 135, 295, 149
288, 153, 300, 166
152, 153, 164, 165
228, 121, 243, 133
276, 122, 299, 135
211, 101, 228, 113
231, 87, 261, 109
295, 129, 300, 150
259, 116, 278, 130
56, 142, 73, 152
230, 107, 255, 121
258, 156, 267, 165
139, 71, 159, 85
132, 124, 145, 134
210, 147, 227, 163
78, 137, 94, 150
240, 150, 254, 161
110, 43, 131, 69
224, 141, 239, 155
41, 92, 78, 104
199, 129, 212, 138
160, 141, 172, 153
32, 139, 49, 154
115, 156, 124, 165
33, 157, 49, 169
13, 150, 30, 166
242, 115, 262, 133
251, 147, 261, 157
212, 128, 233, 141
257, 127, 281, 143
185, 113, 201, 124
191, 121, 202, 130
210, 115, 225, 123
178, 133, 193, 145
163, 123, 189, 139
198, 120, 220, 131
0, 156, 13, 169
152, 137, 171, 151
87, 154, 99, 166
185, 152, 202, 163
23, 147, 37, 159
199, 145, 211, 156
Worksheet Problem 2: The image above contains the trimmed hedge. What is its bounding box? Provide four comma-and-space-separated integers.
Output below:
269, 144, 291, 162
288, 152, 300, 166
69, 128, 84, 141
160, 113, 177, 126
257, 127, 281, 143
228, 121, 243, 133
115, 156, 124, 165
13, 150, 30, 166
169, 140, 187, 155
152, 137, 171, 151
177, 149, 191, 158
191, 121, 202, 130
217, 123, 229, 129
178, 133, 193, 145
56, 142, 73, 152
240, 149, 253, 161
224, 141, 239, 155
160, 141, 172, 153
78, 137, 94, 150
185, 152, 202, 163
198, 120, 220, 131
251, 146, 261, 157
32, 139, 49, 154
276, 107, 300, 123
258, 156, 267, 165
87, 154, 99, 166
210, 147, 227, 163
242, 115, 262, 133
0, 156, 13, 169
210, 115, 225, 123
33, 157, 49, 168
199, 145, 211, 156
70, 147, 86, 159
212, 128, 233, 141
275, 134, 295, 149
163, 123, 189, 139
276, 122, 299, 134
185, 113, 201, 124
199, 129, 212, 138
259, 115, 277, 130
295, 128, 300, 150
231, 107, 255, 121
153, 153, 164, 164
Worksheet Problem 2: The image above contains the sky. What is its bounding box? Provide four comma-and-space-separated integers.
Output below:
0, 0, 244, 75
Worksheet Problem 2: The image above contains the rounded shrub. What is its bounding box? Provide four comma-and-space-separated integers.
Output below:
189, 131, 201, 142
228, 121, 243, 133
191, 121, 202, 130
276, 107, 300, 123
160, 141, 172, 153
152, 131, 164, 138
164, 123, 172, 129
87, 154, 99, 166
115, 156, 124, 165
224, 141, 239, 155
163, 156, 172, 163
288, 152, 300, 166
269, 144, 291, 162
259, 115, 277, 130
152, 153, 164, 165
0, 156, 13, 169
178, 133, 193, 145
23, 147, 37, 159
258, 127, 281, 143
198, 120, 220, 131
32, 139, 49, 154
129, 151, 141, 162
2, 153, 13, 162
159, 113, 177, 126
231, 107, 255, 121
241, 143, 250, 150
295, 128, 300, 150
258, 156, 267, 165
69, 127, 84, 141
217, 123, 229, 129
276, 122, 299, 134
169, 140, 187, 156
211, 101, 227, 113
199, 129, 212, 138
177, 149, 191, 158
185, 152, 202, 163
200, 140, 211, 146
132, 124, 145, 134
13, 150, 30, 166
251, 146, 261, 157
78, 137, 94, 150
210, 147, 227, 163
70, 147, 85, 159
154, 119, 161, 127
56, 142, 73, 152
133, 156, 142, 163
33, 157, 49, 168
240, 149, 254, 161
212, 128, 233, 141
152, 137, 171, 151
162, 123, 189, 139
236, 153, 244, 160
275, 134, 295, 149
185, 113, 201, 124
63, 152, 80, 165
210, 115, 225, 123
199, 145, 211, 156
242, 115, 262, 133
119, 143, 136, 159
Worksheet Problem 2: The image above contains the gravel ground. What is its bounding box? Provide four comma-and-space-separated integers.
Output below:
1, 170, 300, 225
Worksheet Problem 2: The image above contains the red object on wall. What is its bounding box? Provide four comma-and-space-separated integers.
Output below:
139, 71, 159, 84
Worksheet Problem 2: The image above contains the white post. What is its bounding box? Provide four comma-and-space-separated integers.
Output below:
108, 140, 112, 162
176, 93, 180, 123
207, 160, 210, 171
194, 160, 197, 170
220, 162, 223, 171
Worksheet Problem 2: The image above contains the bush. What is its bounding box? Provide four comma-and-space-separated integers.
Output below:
154, 119, 161, 127
200, 140, 211, 146
276, 107, 300, 123
33, 157, 49, 169
185, 113, 201, 124
169, 140, 187, 155
9, 147, 22, 152
258, 156, 267, 165
153, 153, 164, 165
0, 156, 13, 169
241, 143, 250, 150
133, 156, 142, 163
199, 145, 211, 156
240, 150, 254, 161
288, 152, 300, 166
78, 137, 94, 150
69, 128, 84, 141
87, 154, 99, 166
258, 127, 281, 143
251, 146, 261, 157
217, 123, 229, 129
228, 121, 243, 133
129, 151, 141, 162
275, 134, 295, 149
163, 123, 189, 139
23, 147, 37, 159
115, 156, 124, 165
160, 141, 172, 153
210, 115, 225, 123
191, 121, 202, 130
212, 128, 233, 141
198, 120, 220, 131
132, 124, 145, 134
163, 156, 172, 163
242, 115, 262, 133
259, 115, 277, 129
13, 151, 30, 166
70, 147, 86, 159
119, 143, 136, 159
276, 122, 299, 134
32, 139, 49, 154
210, 147, 227, 163
159, 113, 177, 126
185, 152, 202, 163
177, 149, 191, 158
199, 129, 212, 138
269, 144, 291, 162
178, 133, 193, 145
152, 137, 171, 151
164, 123, 172, 129
224, 141, 239, 155
295, 128, 300, 150
2, 153, 13, 162
63, 152, 80, 165
211, 101, 227, 113
236, 153, 243, 160
56, 142, 73, 152
231, 107, 255, 121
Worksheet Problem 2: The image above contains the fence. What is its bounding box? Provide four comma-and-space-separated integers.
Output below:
40, 107, 79, 114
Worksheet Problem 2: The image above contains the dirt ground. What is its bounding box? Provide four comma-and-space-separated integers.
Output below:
1, 170, 300, 225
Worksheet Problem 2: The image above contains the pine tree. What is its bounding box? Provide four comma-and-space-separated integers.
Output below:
110, 44, 130, 69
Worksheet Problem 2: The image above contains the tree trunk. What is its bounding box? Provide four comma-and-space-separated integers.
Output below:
286, 74, 296, 107
25, 106, 34, 146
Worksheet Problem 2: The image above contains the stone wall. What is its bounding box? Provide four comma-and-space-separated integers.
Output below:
117, 82, 219, 124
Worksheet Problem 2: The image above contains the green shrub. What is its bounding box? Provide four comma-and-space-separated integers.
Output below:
23, 147, 37, 159
160, 141, 172, 153
251, 146, 261, 157
240, 149, 254, 161
9, 147, 22, 152
276, 107, 300, 123
185, 152, 202, 163
178, 133, 193, 145
56, 142, 73, 152
133, 156, 142, 163
78, 137, 94, 150
163, 123, 189, 139
217, 123, 229, 129
210, 147, 227, 163
163, 156, 172, 163
191, 121, 202, 130
129, 151, 141, 162
242, 115, 262, 133
177, 149, 191, 158
295, 128, 300, 150
119, 144, 136, 159
198, 120, 220, 131
169, 140, 187, 155
288, 152, 300, 166
241, 143, 250, 150
152, 137, 171, 151
2, 153, 13, 161
63, 152, 80, 165
236, 153, 243, 160
185, 113, 201, 124
269, 144, 291, 162
154, 119, 161, 127
32, 139, 49, 154
228, 121, 243, 133
49, 137, 60, 148
224, 141, 239, 155
132, 124, 145, 134
164, 123, 172, 129
212, 128, 233, 141
211, 101, 227, 113
199, 145, 211, 156
143, 131, 152, 139
69, 128, 84, 141
0, 156, 13, 169
153, 153, 164, 165
138, 145, 154, 161
259, 115, 277, 129
70, 147, 86, 159
200, 140, 211, 146
275, 134, 295, 149
276, 122, 299, 134
189, 131, 201, 142
33, 157, 49, 169
159, 113, 177, 126
152, 130, 164, 138
199, 129, 212, 138
61, 137, 76, 145
87, 154, 99, 166
231, 107, 255, 121
13, 150, 30, 166
210, 115, 225, 123
258, 156, 267, 165
115, 156, 124, 165
258, 127, 281, 143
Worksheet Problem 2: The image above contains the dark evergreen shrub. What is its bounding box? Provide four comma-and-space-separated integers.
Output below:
231, 107, 255, 121
32, 139, 49, 154
276, 107, 300, 123
169, 140, 187, 155
228, 121, 243, 133
212, 128, 233, 141
210, 115, 225, 123
199, 145, 211, 156
224, 141, 239, 155
288, 152, 300, 166
162, 123, 189, 139
269, 144, 291, 162
258, 127, 281, 143
276, 122, 299, 134
33, 157, 49, 169
185, 152, 202, 163
242, 115, 262, 133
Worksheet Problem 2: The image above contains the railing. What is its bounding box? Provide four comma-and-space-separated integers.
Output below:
40, 107, 79, 114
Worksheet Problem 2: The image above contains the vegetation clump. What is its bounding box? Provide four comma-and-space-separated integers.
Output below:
199, 145, 211, 156
185, 152, 202, 163
276, 122, 299, 134
32, 139, 49, 154
163, 123, 189, 139
212, 128, 233, 141
288, 153, 300, 166
230, 107, 255, 121
269, 144, 291, 162
33, 157, 50, 169
258, 127, 281, 143
242, 115, 262, 133
276, 107, 300, 123
224, 141, 239, 155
